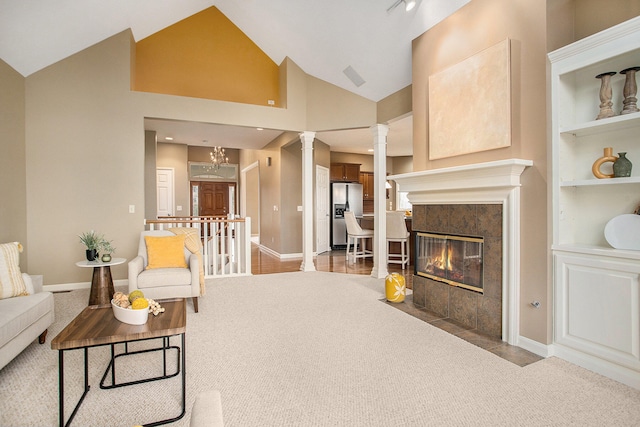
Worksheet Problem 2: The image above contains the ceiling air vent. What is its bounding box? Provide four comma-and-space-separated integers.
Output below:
343, 65, 365, 87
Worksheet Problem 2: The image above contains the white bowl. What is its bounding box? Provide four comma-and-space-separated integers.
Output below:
111, 299, 149, 325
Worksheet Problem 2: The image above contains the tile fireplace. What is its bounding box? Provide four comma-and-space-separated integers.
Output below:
389, 159, 533, 344
412, 204, 502, 337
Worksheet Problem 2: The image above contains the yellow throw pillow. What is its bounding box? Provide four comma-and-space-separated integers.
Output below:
144, 235, 188, 269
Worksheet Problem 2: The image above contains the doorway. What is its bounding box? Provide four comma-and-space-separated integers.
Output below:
191, 181, 236, 217
157, 168, 175, 217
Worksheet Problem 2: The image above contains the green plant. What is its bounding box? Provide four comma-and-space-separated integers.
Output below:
99, 239, 116, 255
78, 231, 104, 251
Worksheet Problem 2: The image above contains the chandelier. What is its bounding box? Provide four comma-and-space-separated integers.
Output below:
209, 146, 229, 170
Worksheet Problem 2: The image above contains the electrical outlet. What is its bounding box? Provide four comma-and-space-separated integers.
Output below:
268, 99, 275, 106
128, 205, 135, 214
176, 205, 182, 211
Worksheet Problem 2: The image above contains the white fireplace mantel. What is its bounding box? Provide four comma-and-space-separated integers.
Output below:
389, 158, 533, 346
388, 159, 533, 204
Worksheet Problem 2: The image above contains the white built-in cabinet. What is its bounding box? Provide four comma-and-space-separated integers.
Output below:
549, 16, 640, 389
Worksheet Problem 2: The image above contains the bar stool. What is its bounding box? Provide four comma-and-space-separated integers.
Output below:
386, 211, 410, 268
344, 211, 373, 263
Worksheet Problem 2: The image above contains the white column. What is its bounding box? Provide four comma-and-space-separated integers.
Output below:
299, 131, 316, 272
370, 124, 389, 278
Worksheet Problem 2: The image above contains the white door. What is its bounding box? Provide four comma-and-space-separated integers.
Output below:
316, 165, 330, 254
156, 168, 174, 217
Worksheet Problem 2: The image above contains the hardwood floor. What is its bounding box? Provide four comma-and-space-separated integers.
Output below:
250, 243, 542, 367
251, 244, 413, 288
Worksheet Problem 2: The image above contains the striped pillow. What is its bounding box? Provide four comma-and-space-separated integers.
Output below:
0, 242, 28, 299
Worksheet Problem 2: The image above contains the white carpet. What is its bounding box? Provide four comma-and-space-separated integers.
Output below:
1, 271, 640, 426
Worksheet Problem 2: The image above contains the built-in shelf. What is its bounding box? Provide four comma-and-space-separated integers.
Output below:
549, 15, 640, 390
552, 243, 640, 260
560, 176, 640, 187
560, 113, 640, 137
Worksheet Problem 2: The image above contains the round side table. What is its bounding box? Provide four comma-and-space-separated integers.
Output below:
76, 257, 126, 306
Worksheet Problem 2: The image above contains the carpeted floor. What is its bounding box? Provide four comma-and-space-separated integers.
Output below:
2, 271, 640, 426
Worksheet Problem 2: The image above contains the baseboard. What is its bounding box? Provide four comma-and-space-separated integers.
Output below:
257, 244, 316, 260
44, 279, 128, 293
517, 335, 553, 358
552, 343, 640, 390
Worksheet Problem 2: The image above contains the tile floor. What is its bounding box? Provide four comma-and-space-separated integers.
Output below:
384, 293, 542, 367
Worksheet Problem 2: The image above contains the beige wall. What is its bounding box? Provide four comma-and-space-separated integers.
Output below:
306, 75, 377, 131
144, 131, 158, 220
0, 60, 28, 271
16, 29, 383, 284
412, 0, 550, 343
377, 86, 412, 124
157, 143, 189, 216
575, 0, 640, 40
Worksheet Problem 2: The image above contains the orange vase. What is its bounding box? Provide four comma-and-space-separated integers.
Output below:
592, 147, 618, 179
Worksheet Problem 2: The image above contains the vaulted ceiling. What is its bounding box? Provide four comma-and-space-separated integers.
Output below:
0, 0, 470, 156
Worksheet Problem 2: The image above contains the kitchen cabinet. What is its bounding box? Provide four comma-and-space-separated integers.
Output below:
359, 172, 374, 200
360, 172, 375, 214
330, 163, 360, 182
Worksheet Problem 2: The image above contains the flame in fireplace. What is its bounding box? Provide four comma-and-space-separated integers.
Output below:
417, 232, 484, 294
437, 246, 453, 271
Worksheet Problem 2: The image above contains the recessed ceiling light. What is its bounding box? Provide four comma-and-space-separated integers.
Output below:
368, 149, 374, 152
165, 137, 173, 141
256, 128, 263, 131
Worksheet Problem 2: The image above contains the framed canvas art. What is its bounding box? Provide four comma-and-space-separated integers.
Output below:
429, 39, 511, 160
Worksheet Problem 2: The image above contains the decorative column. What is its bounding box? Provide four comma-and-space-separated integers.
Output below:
299, 131, 316, 272
370, 124, 389, 279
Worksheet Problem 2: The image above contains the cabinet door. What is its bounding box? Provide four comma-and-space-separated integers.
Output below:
554, 251, 640, 372
359, 172, 375, 200
344, 164, 360, 181
365, 173, 374, 200
330, 164, 345, 181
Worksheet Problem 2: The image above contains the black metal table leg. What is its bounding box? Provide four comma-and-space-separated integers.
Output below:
59, 347, 90, 427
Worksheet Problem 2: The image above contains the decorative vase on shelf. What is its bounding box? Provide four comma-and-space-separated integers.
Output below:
86, 249, 98, 261
620, 66, 640, 115
595, 71, 617, 120
101, 253, 112, 263
592, 147, 618, 179
613, 152, 632, 177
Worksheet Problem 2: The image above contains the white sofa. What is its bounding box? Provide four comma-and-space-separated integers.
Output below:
0, 275, 55, 371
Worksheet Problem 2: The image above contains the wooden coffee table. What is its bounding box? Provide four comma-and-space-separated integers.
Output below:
51, 298, 187, 427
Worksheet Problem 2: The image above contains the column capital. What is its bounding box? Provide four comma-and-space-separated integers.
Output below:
299, 131, 316, 146
369, 124, 389, 139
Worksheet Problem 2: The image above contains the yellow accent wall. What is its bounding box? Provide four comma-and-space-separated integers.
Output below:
134, 7, 280, 107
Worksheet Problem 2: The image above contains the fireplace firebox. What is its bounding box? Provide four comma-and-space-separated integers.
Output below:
416, 232, 484, 293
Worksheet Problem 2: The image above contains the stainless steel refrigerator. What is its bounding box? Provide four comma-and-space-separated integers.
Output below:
331, 182, 363, 248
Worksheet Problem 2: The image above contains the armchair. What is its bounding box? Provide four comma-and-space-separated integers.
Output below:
128, 230, 200, 313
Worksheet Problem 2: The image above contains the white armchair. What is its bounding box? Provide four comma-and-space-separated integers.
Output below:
128, 230, 200, 313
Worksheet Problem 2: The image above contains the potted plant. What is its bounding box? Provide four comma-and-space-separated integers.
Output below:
79, 231, 104, 261
99, 240, 116, 262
